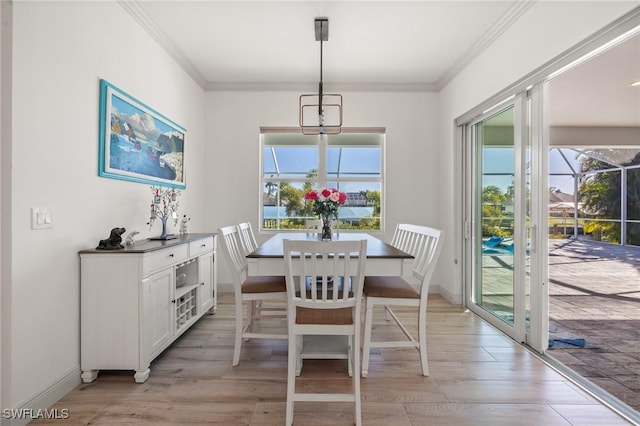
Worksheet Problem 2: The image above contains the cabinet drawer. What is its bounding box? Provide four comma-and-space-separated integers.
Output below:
189, 236, 214, 257
143, 244, 188, 275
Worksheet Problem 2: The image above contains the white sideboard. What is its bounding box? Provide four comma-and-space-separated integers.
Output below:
79, 233, 217, 383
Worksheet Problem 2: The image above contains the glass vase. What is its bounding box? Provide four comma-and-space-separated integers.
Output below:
159, 216, 168, 239
321, 214, 332, 241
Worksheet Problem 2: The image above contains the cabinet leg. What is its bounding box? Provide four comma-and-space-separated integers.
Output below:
81, 370, 98, 383
134, 368, 150, 383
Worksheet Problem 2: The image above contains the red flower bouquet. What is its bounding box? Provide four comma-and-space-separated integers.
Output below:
304, 188, 347, 219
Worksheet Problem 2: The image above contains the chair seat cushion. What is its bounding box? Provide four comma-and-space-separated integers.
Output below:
296, 306, 353, 325
364, 276, 420, 299
241, 275, 286, 293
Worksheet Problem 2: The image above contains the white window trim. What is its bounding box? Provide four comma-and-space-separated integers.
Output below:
259, 127, 386, 233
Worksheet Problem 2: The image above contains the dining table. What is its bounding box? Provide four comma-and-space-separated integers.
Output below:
245, 231, 414, 365
246, 231, 414, 277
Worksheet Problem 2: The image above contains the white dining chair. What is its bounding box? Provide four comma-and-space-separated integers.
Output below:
218, 225, 287, 366
238, 221, 271, 316
361, 224, 443, 377
283, 238, 367, 426
304, 218, 323, 234
305, 218, 340, 235
238, 221, 258, 256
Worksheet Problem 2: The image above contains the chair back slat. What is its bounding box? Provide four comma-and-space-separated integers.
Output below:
305, 219, 340, 235
284, 239, 367, 311
238, 222, 258, 255
304, 219, 323, 235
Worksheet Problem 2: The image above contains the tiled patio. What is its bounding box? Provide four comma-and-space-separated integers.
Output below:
548, 239, 640, 413
480, 238, 640, 414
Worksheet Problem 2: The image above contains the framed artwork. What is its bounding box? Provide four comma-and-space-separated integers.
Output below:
98, 79, 186, 189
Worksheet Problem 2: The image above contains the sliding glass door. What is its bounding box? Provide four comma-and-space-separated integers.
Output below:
463, 92, 544, 344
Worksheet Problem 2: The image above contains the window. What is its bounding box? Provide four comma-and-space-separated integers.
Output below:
261, 128, 384, 231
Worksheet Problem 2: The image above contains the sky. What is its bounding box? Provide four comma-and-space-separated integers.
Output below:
263, 146, 382, 193
263, 145, 581, 196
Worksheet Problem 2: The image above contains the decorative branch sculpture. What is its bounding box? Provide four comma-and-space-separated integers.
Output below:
148, 186, 181, 240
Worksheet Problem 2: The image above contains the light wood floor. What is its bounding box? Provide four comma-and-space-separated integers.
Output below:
31, 293, 633, 425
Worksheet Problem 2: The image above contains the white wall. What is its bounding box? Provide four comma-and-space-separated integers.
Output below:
205, 91, 440, 286
436, 1, 639, 302
10, 1, 206, 412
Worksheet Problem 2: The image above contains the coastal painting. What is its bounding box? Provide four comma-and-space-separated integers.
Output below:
98, 79, 186, 189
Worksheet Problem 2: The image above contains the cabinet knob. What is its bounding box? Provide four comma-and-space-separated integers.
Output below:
169, 253, 174, 258
201, 244, 206, 248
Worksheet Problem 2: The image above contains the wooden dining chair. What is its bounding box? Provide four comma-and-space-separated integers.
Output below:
361, 224, 443, 377
218, 225, 287, 366
238, 221, 258, 256
283, 239, 367, 426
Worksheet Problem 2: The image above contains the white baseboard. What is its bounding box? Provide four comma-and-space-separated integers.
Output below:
429, 283, 462, 305
5, 367, 80, 426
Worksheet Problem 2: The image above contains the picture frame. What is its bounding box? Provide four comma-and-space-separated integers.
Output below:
98, 79, 186, 189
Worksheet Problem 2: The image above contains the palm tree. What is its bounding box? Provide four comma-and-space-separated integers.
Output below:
265, 176, 277, 197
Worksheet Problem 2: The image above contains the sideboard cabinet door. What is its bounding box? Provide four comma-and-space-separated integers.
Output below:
198, 251, 214, 313
142, 268, 174, 366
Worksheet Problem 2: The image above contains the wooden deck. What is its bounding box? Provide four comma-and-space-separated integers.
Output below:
30, 292, 631, 425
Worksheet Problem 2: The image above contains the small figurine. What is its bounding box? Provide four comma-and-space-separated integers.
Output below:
180, 215, 190, 235
96, 227, 126, 250
125, 230, 140, 246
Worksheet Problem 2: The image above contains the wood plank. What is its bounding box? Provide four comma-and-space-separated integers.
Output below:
30, 293, 632, 425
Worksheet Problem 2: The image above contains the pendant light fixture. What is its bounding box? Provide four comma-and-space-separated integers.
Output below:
299, 17, 343, 135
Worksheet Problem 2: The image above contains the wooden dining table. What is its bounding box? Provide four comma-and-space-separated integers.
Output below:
246, 232, 413, 276
246, 232, 414, 363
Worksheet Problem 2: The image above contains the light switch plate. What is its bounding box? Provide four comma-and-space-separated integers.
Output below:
31, 207, 53, 230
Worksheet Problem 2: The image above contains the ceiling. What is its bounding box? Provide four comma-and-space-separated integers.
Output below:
124, 0, 528, 91
549, 32, 640, 127
121, 1, 640, 127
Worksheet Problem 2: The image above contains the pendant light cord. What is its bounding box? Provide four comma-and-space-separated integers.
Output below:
318, 20, 324, 119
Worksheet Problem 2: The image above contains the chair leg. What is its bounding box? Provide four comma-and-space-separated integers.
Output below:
245, 301, 256, 341
295, 335, 303, 376
286, 331, 297, 426
347, 335, 353, 377
418, 304, 429, 376
361, 299, 374, 377
353, 332, 362, 426
233, 299, 243, 366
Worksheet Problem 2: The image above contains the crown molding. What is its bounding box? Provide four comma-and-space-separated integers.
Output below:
205, 81, 438, 93
436, 0, 536, 90
118, 0, 208, 88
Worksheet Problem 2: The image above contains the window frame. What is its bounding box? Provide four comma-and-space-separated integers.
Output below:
259, 127, 386, 233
